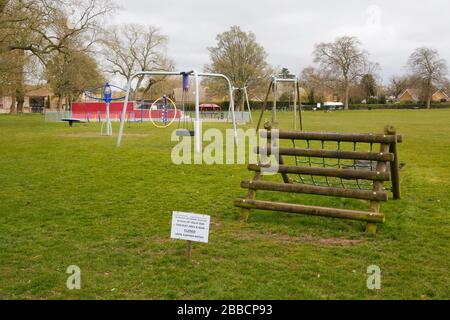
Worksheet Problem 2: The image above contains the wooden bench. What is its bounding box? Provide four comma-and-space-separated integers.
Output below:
234, 124, 402, 233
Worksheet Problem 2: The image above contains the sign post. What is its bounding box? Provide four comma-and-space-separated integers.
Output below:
186, 241, 192, 259
170, 212, 210, 259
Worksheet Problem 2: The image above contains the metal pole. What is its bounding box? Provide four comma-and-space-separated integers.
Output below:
244, 87, 252, 123
272, 78, 277, 124
193, 69, 201, 153
293, 78, 297, 130
296, 81, 303, 131
106, 102, 112, 136
117, 79, 132, 146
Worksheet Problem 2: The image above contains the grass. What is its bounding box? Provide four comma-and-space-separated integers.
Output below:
0, 109, 449, 300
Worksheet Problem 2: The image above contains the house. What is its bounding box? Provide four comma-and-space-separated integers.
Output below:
398, 88, 450, 103
398, 89, 420, 102
0, 85, 58, 113
431, 89, 450, 102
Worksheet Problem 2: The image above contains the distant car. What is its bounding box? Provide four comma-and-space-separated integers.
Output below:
323, 101, 344, 111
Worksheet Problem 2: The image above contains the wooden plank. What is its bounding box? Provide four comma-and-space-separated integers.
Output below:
240, 171, 262, 222
241, 180, 388, 201
257, 147, 395, 162
234, 199, 385, 223
248, 164, 390, 181
261, 130, 401, 144
366, 125, 392, 233
267, 122, 291, 184
386, 126, 401, 199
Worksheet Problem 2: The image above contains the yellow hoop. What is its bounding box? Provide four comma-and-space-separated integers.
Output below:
149, 96, 178, 128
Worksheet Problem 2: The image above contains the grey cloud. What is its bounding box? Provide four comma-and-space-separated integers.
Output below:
112, 0, 450, 82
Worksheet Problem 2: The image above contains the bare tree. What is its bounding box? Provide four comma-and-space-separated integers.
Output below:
205, 26, 272, 109
313, 36, 373, 110
0, 0, 115, 113
101, 23, 173, 99
407, 47, 448, 108
300, 66, 342, 104
2, 0, 116, 61
389, 75, 410, 99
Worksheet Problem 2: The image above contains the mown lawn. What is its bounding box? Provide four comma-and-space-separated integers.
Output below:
0, 109, 449, 299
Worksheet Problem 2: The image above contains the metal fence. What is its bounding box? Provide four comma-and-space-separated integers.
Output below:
44, 111, 71, 122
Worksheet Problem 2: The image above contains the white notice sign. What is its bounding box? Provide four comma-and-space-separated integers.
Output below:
171, 211, 210, 243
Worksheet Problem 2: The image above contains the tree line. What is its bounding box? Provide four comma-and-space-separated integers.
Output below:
1, 1, 448, 113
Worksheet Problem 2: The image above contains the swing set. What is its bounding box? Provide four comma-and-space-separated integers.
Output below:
256, 76, 303, 131
117, 70, 238, 152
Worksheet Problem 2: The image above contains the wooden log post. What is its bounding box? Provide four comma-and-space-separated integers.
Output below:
264, 122, 291, 184
256, 82, 274, 131
386, 126, 401, 200
186, 240, 192, 259
262, 130, 399, 144
240, 122, 270, 222
257, 146, 395, 162
366, 126, 391, 234
247, 164, 391, 181
240, 171, 261, 222
235, 199, 385, 223
241, 180, 388, 201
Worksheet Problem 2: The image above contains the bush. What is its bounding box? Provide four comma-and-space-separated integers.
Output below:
174, 101, 450, 112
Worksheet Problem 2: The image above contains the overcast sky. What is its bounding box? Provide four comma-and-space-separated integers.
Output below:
112, 0, 450, 83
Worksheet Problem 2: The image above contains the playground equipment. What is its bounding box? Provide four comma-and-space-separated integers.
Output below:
256, 76, 303, 131
84, 83, 127, 136
235, 123, 402, 234
117, 70, 238, 153
149, 95, 178, 128
177, 72, 194, 136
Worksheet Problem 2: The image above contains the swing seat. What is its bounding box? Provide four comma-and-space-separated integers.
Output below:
176, 129, 195, 137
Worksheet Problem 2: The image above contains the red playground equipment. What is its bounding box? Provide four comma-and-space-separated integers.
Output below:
71, 101, 182, 123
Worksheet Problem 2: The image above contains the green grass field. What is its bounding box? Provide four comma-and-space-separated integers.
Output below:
0, 110, 449, 299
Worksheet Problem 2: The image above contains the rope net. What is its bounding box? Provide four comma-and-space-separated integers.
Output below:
287, 139, 390, 191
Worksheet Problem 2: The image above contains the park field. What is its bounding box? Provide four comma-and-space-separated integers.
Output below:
0, 109, 449, 299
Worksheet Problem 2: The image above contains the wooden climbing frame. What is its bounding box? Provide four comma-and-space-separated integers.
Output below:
234, 123, 402, 233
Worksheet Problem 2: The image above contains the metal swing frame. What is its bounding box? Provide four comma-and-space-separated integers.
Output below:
116, 70, 238, 153
232, 86, 253, 123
